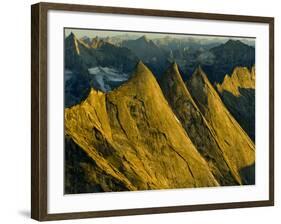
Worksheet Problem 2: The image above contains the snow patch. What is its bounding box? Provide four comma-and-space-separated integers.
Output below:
88, 66, 129, 92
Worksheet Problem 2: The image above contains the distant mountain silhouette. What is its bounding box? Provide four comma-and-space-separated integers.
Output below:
203, 39, 255, 83
122, 36, 170, 77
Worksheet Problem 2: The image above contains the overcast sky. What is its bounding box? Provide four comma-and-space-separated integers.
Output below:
65, 28, 255, 46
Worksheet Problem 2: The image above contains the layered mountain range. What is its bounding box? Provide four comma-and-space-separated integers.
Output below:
64, 32, 138, 107
64, 33, 255, 107
65, 62, 255, 194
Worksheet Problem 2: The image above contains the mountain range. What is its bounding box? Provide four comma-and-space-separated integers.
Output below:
64, 31, 255, 193
65, 62, 255, 193
65, 33, 255, 107
205, 39, 255, 83
65, 32, 138, 107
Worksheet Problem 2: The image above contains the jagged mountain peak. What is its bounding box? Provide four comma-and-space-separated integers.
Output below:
132, 61, 154, 80
161, 63, 188, 91
77, 35, 109, 49
171, 61, 179, 71
65, 31, 82, 54
233, 66, 254, 78
160, 63, 201, 115
217, 66, 255, 96
160, 62, 185, 90
66, 31, 77, 42
136, 60, 146, 69
164, 62, 181, 77
190, 66, 212, 88
84, 88, 104, 105
225, 39, 246, 47
187, 66, 225, 116
89, 37, 106, 48
114, 61, 159, 94
138, 35, 149, 42
213, 39, 254, 55
69, 31, 75, 38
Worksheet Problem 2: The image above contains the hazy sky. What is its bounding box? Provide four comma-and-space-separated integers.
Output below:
65, 28, 255, 45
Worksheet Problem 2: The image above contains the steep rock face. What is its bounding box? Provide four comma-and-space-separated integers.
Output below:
160, 63, 238, 185
65, 62, 218, 193
65, 89, 136, 193
65, 136, 133, 193
216, 66, 255, 141
187, 67, 255, 185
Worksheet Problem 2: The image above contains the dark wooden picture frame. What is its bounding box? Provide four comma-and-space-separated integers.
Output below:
31, 2, 274, 221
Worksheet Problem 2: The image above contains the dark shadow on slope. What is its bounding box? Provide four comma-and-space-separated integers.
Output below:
65, 136, 130, 194
219, 87, 255, 142
239, 163, 255, 185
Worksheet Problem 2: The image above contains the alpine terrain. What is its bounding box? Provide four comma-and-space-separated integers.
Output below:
64, 29, 256, 194
65, 62, 219, 193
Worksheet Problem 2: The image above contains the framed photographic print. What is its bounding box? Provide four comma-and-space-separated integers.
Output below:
31, 2, 274, 221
